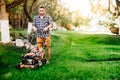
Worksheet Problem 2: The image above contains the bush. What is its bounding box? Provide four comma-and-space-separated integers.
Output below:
109, 26, 119, 34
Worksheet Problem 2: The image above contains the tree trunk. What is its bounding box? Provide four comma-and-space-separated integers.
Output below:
29, 0, 37, 16
23, 0, 37, 22
0, 0, 8, 19
115, 0, 120, 15
0, 0, 10, 43
23, 0, 33, 22
23, 0, 37, 34
108, 0, 110, 11
6, 0, 26, 10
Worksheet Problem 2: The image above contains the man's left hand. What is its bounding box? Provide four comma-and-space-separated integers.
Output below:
43, 27, 48, 32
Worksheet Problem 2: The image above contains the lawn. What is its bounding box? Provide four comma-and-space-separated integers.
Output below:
0, 31, 120, 80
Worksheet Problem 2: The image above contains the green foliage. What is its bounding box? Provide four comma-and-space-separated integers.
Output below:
57, 12, 72, 28
10, 29, 27, 40
8, 0, 35, 14
0, 31, 120, 80
9, 4, 23, 14
5, 0, 24, 13
99, 13, 118, 27
5, 0, 14, 4
72, 11, 90, 27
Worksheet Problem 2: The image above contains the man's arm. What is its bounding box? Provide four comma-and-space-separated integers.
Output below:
32, 16, 37, 32
43, 16, 53, 32
43, 24, 53, 32
32, 26, 37, 32
48, 15, 53, 28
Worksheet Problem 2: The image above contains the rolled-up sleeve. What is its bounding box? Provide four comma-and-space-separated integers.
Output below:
48, 16, 53, 27
32, 16, 36, 27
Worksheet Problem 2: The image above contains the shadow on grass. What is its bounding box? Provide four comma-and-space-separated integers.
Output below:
0, 59, 9, 74
0, 45, 27, 79
105, 47, 120, 52
99, 35, 120, 45
70, 56, 120, 62
68, 34, 120, 45
91, 35, 120, 45
87, 58, 120, 62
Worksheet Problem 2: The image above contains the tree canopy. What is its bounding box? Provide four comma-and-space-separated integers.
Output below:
1, 0, 120, 28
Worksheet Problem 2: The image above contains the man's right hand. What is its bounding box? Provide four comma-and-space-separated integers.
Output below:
33, 26, 37, 32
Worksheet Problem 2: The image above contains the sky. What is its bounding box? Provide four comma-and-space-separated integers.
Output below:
60, 0, 116, 17
61, 0, 90, 11
60, 0, 91, 17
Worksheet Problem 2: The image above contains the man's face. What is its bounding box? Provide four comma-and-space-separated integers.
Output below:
39, 8, 45, 16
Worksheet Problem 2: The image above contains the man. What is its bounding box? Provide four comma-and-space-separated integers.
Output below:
32, 5, 53, 63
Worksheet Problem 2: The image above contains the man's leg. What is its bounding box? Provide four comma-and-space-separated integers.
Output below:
46, 36, 50, 61
37, 37, 44, 59
46, 46, 50, 61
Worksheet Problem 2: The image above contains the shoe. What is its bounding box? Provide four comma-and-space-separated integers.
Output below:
46, 61, 50, 64
41, 58, 47, 65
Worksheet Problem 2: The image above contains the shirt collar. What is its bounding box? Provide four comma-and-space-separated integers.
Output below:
38, 14, 46, 19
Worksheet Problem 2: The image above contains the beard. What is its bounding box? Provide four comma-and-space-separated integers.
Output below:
40, 13, 44, 16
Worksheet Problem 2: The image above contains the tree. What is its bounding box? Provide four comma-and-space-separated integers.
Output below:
0, 0, 8, 19
23, 0, 38, 22
0, 0, 10, 43
108, 0, 111, 11
115, 0, 120, 15
6, 0, 26, 10
0, 0, 26, 43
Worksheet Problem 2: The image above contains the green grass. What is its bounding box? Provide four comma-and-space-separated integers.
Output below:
0, 29, 27, 40
0, 31, 120, 80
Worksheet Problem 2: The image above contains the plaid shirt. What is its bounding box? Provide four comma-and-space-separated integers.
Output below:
32, 14, 53, 38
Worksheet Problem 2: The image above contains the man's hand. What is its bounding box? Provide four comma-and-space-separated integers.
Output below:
33, 26, 37, 32
43, 24, 53, 32
43, 27, 48, 32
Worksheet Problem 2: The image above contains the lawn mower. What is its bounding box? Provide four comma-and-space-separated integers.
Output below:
16, 31, 47, 69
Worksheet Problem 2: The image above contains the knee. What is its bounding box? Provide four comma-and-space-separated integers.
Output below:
46, 46, 50, 50
37, 42, 43, 48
